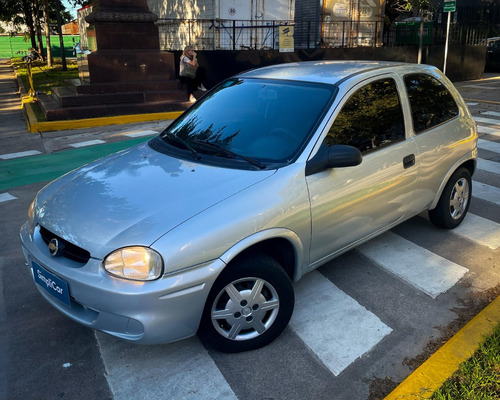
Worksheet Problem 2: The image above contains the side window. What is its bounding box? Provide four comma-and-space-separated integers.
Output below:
326, 78, 405, 153
404, 74, 459, 133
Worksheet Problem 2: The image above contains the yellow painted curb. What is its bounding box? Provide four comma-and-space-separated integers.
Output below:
22, 100, 182, 133
464, 98, 500, 106
385, 295, 500, 399
22, 101, 39, 133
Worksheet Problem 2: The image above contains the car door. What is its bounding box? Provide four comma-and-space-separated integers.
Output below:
306, 75, 419, 269
402, 72, 475, 215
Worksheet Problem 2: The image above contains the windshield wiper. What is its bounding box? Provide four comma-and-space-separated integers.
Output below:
163, 132, 201, 160
191, 139, 266, 169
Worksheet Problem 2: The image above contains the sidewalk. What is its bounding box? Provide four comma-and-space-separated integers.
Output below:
0, 58, 180, 157
0, 59, 46, 156
1, 57, 500, 400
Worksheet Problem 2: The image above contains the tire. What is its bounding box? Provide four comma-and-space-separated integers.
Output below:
199, 254, 294, 353
428, 167, 472, 229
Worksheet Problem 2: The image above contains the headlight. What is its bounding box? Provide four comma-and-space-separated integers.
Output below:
104, 247, 163, 281
28, 199, 36, 228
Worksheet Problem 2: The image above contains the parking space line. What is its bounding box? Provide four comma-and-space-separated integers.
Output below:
0, 192, 17, 203
477, 158, 500, 175
454, 213, 500, 250
466, 102, 478, 106
473, 181, 500, 206
483, 111, 500, 118
358, 232, 468, 299
478, 138, 500, 153
69, 140, 107, 148
124, 130, 159, 138
96, 333, 237, 400
478, 125, 500, 136
0, 150, 41, 160
291, 270, 392, 376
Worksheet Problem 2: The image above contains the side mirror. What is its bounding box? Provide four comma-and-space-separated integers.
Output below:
305, 144, 362, 176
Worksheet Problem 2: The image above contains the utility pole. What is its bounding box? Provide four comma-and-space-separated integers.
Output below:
443, 1, 456, 75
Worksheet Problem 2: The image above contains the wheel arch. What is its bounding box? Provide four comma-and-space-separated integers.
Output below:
219, 229, 305, 283
429, 157, 476, 210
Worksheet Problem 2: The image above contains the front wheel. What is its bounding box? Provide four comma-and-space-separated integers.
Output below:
199, 254, 294, 353
428, 167, 472, 229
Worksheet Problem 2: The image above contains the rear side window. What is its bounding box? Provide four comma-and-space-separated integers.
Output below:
326, 78, 405, 153
404, 74, 459, 133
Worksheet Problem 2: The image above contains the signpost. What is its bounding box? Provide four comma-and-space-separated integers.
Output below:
443, 1, 456, 75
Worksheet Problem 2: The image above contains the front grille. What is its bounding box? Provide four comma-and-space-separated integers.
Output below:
39, 226, 91, 264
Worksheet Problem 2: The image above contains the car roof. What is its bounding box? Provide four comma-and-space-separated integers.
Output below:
237, 60, 433, 86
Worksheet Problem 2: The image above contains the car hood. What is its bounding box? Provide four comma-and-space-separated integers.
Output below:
36, 143, 276, 259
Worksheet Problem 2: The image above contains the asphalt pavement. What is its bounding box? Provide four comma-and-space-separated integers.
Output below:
1, 57, 500, 400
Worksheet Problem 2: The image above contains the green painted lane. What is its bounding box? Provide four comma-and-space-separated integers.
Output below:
0, 137, 151, 192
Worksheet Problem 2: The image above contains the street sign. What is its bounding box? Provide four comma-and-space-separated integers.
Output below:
444, 1, 456, 12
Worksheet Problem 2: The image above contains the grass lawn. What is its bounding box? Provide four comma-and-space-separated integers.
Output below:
431, 322, 500, 399
12, 56, 79, 95
11, 56, 79, 121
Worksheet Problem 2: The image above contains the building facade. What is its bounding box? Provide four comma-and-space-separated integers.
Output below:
145, 0, 385, 50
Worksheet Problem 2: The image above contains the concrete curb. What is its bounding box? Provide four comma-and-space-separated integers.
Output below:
23, 104, 183, 133
463, 98, 500, 106
10, 62, 182, 134
385, 295, 500, 399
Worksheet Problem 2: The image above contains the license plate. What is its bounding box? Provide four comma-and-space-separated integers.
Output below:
32, 261, 71, 307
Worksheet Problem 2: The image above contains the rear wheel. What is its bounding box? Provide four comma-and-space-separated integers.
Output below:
199, 254, 294, 353
428, 167, 472, 229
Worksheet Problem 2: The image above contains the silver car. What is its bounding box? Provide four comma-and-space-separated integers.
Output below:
20, 61, 477, 353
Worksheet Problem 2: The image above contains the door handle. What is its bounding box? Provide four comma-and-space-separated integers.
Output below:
403, 154, 415, 169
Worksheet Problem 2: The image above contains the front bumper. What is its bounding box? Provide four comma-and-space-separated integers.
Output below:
20, 222, 225, 344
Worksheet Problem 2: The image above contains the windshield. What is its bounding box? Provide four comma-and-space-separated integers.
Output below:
156, 78, 336, 168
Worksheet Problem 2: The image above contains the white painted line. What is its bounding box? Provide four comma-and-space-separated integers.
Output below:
478, 158, 500, 175
478, 139, 500, 153
69, 140, 106, 148
0, 193, 17, 203
483, 111, 500, 118
473, 181, 500, 206
0, 150, 41, 160
124, 130, 159, 138
463, 85, 498, 90
291, 271, 392, 376
478, 125, 500, 137
96, 333, 237, 400
474, 116, 500, 127
358, 232, 468, 299
455, 213, 500, 250
466, 102, 479, 106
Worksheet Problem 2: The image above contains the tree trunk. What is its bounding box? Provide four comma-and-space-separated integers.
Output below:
33, 0, 45, 61
21, 0, 37, 49
43, 0, 53, 67
55, 0, 67, 70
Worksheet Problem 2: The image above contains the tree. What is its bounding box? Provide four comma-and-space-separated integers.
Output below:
0, 0, 73, 61
389, 0, 436, 63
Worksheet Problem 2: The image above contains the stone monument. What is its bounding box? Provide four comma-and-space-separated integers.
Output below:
83, 0, 175, 85
39, 0, 188, 120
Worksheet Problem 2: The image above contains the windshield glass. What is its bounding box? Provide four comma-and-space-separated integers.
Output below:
158, 78, 336, 166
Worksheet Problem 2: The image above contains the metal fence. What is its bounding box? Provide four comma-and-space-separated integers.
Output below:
0, 34, 79, 58
157, 19, 294, 51
156, 18, 489, 51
